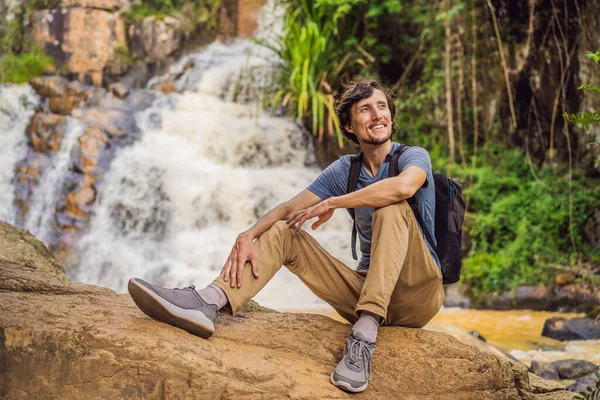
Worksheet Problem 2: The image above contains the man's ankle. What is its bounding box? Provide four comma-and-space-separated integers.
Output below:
352, 311, 380, 343
197, 285, 228, 310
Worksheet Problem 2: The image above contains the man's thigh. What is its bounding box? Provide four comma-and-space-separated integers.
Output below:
289, 229, 366, 323
385, 227, 444, 328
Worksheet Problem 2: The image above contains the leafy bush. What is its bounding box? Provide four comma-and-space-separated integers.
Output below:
0, 48, 55, 83
257, 0, 424, 144
450, 148, 600, 295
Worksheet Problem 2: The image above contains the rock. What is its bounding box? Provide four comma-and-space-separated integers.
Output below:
486, 285, 552, 310
551, 284, 600, 312
28, 9, 66, 64
0, 222, 576, 399
567, 370, 600, 394
29, 8, 127, 86
470, 330, 487, 342
542, 317, 600, 341
529, 373, 573, 395
531, 360, 560, 380
555, 273, 576, 286
60, 0, 130, 11
115, 63, 153, 90
424, 322, 518, 363
552, 360, 598, 379
128, 16, 182, 63
29, 76, 70, 98
237, 0, 267, 37
148, 59, 195, 93
478, 283, 600, 313
49, 96, 81, 115
444, 284, 471, 308
27, 112, 66, 154
217, 5, 235, 40
0, 221, 65, 283
29, 76, 91, 115
13, 153, 51, 224
153, 80, 176, 93
108, 82, 129, 98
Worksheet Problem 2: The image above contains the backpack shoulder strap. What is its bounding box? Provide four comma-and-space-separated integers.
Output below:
346, 152, 363, 194
388, 144, 438, 252
346, 152, 363, 260
388, 144, 411, 178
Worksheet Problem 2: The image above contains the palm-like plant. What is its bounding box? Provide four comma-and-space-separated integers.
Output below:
256, 0, 372, 146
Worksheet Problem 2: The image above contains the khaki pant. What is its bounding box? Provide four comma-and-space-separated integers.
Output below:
212, 201, 444, 328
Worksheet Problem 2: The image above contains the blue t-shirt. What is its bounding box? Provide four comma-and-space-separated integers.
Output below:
307, 142, 440, 271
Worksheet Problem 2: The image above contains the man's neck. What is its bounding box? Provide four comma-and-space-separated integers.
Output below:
360, 140, 393, 178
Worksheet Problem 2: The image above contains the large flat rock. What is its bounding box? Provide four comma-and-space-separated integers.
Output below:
0, 221, 576, 399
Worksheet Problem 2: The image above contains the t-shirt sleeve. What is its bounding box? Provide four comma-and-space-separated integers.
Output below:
398, 146, 433, 187
307, 157, 349, 200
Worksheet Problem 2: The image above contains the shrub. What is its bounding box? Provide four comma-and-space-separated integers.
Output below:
0, 48, 55, 83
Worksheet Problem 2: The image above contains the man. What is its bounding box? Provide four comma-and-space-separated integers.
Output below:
128, 78, 444, 393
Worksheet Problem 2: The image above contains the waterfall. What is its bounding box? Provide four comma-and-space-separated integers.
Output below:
23, 118, 86, 244
0, 85, 39, 224
68, 5, 355, 310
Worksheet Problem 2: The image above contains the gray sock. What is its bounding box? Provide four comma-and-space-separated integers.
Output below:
352, 311, 380, 343
197, 284, 228, 310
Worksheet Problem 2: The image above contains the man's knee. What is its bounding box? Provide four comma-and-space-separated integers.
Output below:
265, 220, 293, 239
373, 200, 410, 219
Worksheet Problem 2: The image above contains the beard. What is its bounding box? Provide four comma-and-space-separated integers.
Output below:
361, 129, 393, 145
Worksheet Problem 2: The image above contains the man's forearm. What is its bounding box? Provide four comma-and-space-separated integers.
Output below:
329, 176, 413, 210
242, 202, 291, 240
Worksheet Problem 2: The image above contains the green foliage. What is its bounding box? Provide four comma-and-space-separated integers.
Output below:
0, 4, 25, 54
0, 47, 55, 83
179, 0, 222, 37
563, 50, 600, 133
564, 111, 600, 132
451, 149, 600, 295
574, 367, 600, 400
107, 43, 138, 68
258, 0, 423, 143
586, 50, 600, 65
257, 0, 367, 143
26, 0, 61, 10
123, 0, 222, 36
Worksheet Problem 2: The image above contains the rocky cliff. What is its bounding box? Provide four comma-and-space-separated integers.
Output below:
0, 221, 576, 399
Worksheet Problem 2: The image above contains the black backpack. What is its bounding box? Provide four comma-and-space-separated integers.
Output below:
345, 144, 465, 284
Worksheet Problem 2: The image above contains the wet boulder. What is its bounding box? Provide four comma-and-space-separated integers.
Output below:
531, 360, 560, 380
531, 359, 597, 380
542, 317, 600, 341
485, 285, 552, 310
553, 360, 598, 379
567, 370, 600, 395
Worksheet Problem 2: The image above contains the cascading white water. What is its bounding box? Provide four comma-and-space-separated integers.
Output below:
69, 6, 355, 310
24, 118, 86, 243
0, 85, 39, 224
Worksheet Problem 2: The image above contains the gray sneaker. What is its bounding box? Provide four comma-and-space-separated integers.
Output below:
128, 278, 218, 339
330, 332, 376, 393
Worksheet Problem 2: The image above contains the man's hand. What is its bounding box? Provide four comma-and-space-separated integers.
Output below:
286, 199, 335, 232
220, 233, 258, 288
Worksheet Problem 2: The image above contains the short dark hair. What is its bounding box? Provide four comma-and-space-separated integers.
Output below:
334, 78, 397, 144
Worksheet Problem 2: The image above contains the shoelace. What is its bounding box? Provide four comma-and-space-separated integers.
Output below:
173, 285, 195, 291
348, 337, 373, 381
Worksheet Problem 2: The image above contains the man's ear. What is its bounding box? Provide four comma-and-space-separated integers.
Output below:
345, 124, 354, 133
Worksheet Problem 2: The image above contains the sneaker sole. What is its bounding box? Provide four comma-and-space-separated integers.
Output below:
128, 278, 215, 339
329, 372, 368, 393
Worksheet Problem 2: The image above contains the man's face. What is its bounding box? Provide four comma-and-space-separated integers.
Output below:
346, 89, 393, 146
